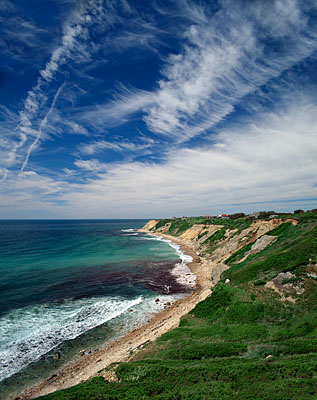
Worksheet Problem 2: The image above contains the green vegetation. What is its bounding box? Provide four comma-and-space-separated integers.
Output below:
225, 226, 317, 284
38, 211, 317, 400
225, 242, 253, 264
203, 216, 252, 234
151, 219, 171, 230
153, 215, 253, 238
266, 222, 292, 236
203, 227, 226, 245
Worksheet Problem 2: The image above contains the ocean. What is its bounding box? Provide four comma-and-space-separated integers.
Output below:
0, 219, 194, 398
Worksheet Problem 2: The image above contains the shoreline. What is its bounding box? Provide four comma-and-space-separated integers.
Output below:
13, 231, 226, 400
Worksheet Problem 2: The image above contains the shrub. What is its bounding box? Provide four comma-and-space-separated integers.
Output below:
191, 283, 233, 319
203, 227, 226, 245
166, 342, 248, 360
223, 302, 265, 323
266, 222, 292, 237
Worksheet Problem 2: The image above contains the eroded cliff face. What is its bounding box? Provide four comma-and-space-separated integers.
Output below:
141, 218, 297, 265
207, 219, 282, 263
179, 224, 223, 242
141, 220, 223, 240
142, 219, 159, 231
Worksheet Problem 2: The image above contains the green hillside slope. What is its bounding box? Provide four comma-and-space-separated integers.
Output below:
38, 211, 317, 400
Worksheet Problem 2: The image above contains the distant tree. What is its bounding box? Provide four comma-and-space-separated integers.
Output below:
259, 211, 275, 219
294, 209, 304, 214
229, 213, 246, 219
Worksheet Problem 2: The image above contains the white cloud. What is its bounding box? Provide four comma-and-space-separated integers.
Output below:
0, 1, 48, 63
4, 0, 166, 172
78, 138, 153, 156
143, 0, 317, 139
21, 82, 66, 171
63, 120, 88, 136
1, 98, 316, 218
65, 101, 317, 217
1, 0, 316, 218
86, 0, 316, 142
78, 86, 154, 129
74, 159, 107, 172
6, 0, 120, 171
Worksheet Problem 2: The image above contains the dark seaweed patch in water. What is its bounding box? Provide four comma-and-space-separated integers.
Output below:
0, 258, 185, 315
47, 260, 189, 304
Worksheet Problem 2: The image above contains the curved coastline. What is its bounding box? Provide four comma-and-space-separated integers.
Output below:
14, 231, 222, 400
143, 232, 196, 289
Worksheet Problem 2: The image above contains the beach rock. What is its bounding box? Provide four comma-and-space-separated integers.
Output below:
53, 352, 61, 360
137, 340, 150, 350
166, 302, 171, 306
155, 298, 160, 302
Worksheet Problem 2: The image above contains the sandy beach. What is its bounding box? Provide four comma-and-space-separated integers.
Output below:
14, 232, 227, 400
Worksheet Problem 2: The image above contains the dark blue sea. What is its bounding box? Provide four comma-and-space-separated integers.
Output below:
0, 219, 194, 398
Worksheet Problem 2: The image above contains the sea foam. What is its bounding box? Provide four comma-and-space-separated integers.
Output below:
142, 235, 196, 289
0, 296, 142, 382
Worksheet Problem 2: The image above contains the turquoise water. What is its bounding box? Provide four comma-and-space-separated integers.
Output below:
0, 220, 193, 396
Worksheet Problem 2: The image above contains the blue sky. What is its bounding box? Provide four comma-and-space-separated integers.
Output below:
0, 0, 317, 218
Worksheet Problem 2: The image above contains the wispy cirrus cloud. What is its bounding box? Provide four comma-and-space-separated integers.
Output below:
21, 81, 66, 171
77, 86, 154, 129
74, 159, 107, 173
83, 0, 317, 142
1, 0, 316, 218
5, 0, 124, 172
0, 0, 48, 63
78, 138, 154, 156
98, 21, 166, 56
4, 0, 168, 173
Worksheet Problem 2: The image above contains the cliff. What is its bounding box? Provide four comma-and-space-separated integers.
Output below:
142, 216, 297, 265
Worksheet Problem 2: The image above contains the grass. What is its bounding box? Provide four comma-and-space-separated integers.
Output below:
225, 242, 253, 264
203, 227, 226, 245
158, 218, 206, 235
39, 279, 317, 399
265, 222, 293, 236
37, 212, 317, 400
224, 226, 317, 284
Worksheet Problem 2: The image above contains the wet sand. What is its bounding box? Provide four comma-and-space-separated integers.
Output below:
14, 232, 227, 400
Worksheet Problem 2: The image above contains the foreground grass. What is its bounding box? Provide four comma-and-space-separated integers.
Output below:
38, 213, 317, 400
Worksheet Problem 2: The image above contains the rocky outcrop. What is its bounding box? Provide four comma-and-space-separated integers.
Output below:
179, 224, 224, 243
265, 272, 304, 302
208, 219, 283, 263
238, 235, 277, 263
